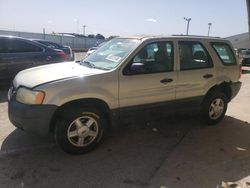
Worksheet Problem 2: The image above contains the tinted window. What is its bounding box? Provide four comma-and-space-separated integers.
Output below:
48, 42, 62, 48
1, 39, 43, 53
0, 39, 7, 53
129, 41, 174, 74
211, 43, 236, 65
179, 41, 212, 70
38, 41, 61, 49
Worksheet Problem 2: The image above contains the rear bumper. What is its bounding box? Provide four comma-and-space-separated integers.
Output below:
8, 100, 57, 137
230, 81, 241, 100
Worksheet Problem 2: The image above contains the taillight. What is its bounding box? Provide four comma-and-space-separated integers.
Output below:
56, 51, 67, 61
239, 64, 242, 79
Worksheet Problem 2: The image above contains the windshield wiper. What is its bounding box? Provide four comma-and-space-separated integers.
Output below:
94, 67, 110, 70
80, 61, 96, 68
80, 61, 110, 70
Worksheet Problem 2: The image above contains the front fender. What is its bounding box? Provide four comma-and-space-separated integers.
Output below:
36, 73, 119, 109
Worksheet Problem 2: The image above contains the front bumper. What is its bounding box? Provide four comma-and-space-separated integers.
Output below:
8, 100, 57, 137
229, 81, 242, 100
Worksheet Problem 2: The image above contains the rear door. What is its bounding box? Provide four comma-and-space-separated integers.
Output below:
210, 42, 240, 82
176, 40, 216, 109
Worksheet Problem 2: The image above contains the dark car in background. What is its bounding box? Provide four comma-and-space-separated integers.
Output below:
0, 35, 67, 86
239, 49, 250, 66
31, 39, 74, 61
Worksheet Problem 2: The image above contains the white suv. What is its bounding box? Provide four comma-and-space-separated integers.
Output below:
8, 36, 242, 154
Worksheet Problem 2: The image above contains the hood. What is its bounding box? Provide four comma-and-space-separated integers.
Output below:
13, 62, 106, 88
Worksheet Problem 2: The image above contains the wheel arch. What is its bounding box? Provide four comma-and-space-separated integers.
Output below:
49, 98, 111, 133
204, 81, 232, 103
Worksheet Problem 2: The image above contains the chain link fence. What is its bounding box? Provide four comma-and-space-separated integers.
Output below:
0, 30, 105, 51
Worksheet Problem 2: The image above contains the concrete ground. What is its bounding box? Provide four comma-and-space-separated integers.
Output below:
0, 67, 249, 188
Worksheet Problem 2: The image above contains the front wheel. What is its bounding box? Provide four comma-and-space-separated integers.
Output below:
55, 107, 106, 155
201, 92, 228, 125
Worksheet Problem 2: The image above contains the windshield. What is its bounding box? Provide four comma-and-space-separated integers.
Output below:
83, 38, 140, 70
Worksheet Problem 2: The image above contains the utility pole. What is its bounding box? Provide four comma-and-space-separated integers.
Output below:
74, 19, 79, 34
247, 0, 250, 34
43, 28, 46, 40
184, 17, 192, 35
208, 23, 212, 37
76, 19, 79, 34
82, 25, 86, 36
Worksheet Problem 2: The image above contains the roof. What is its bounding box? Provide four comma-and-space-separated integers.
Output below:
0, 35, 23, 39
119, 34, 224, 41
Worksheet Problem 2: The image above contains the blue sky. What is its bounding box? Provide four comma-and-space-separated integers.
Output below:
0, 0, 248, 37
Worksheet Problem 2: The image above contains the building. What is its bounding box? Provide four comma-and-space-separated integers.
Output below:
226, 32, 250, 49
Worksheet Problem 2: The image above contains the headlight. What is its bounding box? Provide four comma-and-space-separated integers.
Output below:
16, 87, 45, 105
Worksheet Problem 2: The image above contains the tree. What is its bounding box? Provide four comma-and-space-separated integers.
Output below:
95, 34, 105, 39
107, 36, 119, 40
87, 34, 95, 38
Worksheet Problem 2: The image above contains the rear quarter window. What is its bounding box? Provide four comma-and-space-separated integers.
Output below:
211, 42, 236, 65
178, 41, 213, 71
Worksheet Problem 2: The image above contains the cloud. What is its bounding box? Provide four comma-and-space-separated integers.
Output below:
146, 18, 157, 22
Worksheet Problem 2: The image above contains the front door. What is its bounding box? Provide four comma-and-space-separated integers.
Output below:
119, 41, 177, 115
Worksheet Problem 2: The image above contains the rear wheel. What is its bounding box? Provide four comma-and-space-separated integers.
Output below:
201, 92, 228, 125
55, 106, 106, 154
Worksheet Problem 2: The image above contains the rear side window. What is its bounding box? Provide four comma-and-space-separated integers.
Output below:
1, 39, 43, 53
179, 41, 213, 71
38, 41, 61, 49
211, 42, 236, 65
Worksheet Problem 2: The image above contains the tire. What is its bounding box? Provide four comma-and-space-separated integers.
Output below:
201, 92, 228, 125
55, 106, 106, 155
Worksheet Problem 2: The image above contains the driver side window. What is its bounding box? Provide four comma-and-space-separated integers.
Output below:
127, 41, 174, 75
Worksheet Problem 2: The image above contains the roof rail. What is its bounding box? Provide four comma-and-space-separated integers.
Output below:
171, 34, 221, 38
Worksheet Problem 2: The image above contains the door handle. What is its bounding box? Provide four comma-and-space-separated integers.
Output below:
160, 78, 173, 84
203, 74, 213, 79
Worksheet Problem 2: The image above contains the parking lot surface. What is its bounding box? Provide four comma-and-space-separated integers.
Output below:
0, 68, 249, 188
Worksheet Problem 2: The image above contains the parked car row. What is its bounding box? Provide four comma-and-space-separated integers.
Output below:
235, 48, 250, 66
31, 39, 74, 61
85, 42, 106, 57
239, 49, 250, 66
0, 35, 75, 86
86, 47, 98, 57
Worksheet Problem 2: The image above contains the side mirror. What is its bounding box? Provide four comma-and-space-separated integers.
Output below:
129, 62, 145, 74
